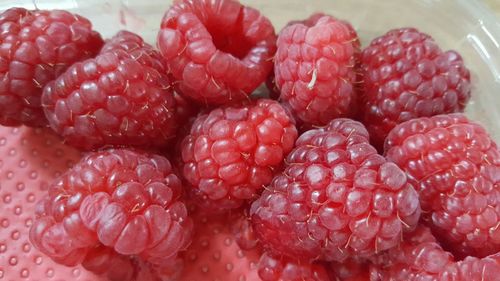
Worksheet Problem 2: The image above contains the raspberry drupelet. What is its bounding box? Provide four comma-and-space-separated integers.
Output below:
251, 118, 420, 262
42, 31, 180, 150
275, 13, 360, 128
29, 149, 193, 280
385, 114, 500, 259
360, 28, 471, 149
157, 0, 276, 105
371, 226, 500, 280
0, 8, 103, 127
179, 99, 298, 212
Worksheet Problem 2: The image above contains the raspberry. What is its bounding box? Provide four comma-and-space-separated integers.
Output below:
385, 114, 500, 259
250, 119, 420, 262
258, 252, 330, 281
275, 13, 360, 127
42, 30, 179, 150
360, 28, 471, 149
29, 149, 193, 279
0, 8, 103, 127
371, 226, 500, 280
179, 99, 298, 212
157, 0, 276, 105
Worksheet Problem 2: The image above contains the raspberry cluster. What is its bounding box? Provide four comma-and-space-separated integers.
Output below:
250, 119, 420, 262
158, 0, 276, 105
30, 149, 193, 280
360, 28, 471, 149
179, 99, 298, 212
0, 0, 494, 280
385, 114, 500, 259
0, 8, 103, 127
42, 31, 180, 150
274, 13, 360, 128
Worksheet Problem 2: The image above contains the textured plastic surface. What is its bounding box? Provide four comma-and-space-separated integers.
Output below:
0, 127, 96, 281
2, 0, 500, 280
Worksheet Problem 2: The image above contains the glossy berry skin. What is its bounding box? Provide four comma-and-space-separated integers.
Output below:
372, 226, 500, 281
180, 99, 298, 212
360, 28, 471, 149
42, 31, 179, 150
385, 114, 500, 259
29, 149, 193, 275
157, 0, 276, 105
0, 8, 103, 127
275, 14, 360, 127
258, 252, 330, 281
251, 119, 420, 262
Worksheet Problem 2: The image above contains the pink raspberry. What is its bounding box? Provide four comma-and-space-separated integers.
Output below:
258, 252, 330, 281
42, 31, 180, 150
157, 0, 276, 105
29, 149, 192, 279
372, 226, 500, 280
275, 13, 360, 127
0, 8, 103, 127
385, 114, 500, 258
251, 119, 420, 262
179, 99, 298, 212
360, 28, 471, 149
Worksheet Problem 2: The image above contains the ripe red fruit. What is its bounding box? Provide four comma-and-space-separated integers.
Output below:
157, 0, 276, 105
179, 99, 298, 212
258, 252, 330, 281
42, 31, 179, 150
360, 28, 471, 149
251, 119, 420, 262
371, 226, 500, 280
275, 13, 360, 127
385, 114, 500, 259
29, 149, 192, 279
0, 8, 103, 127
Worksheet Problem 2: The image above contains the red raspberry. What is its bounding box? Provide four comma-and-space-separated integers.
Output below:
179, 99, 298, 212
275, 13, 360, 127
385, 114, 500, 259
250, 119, 420, 262
258, 252, 330, 281
157, 0, 276, 105
0, 8, 103, 127
42, 30, 179, 150
372, 226, 500, 280
360, 28, 471, 149
29, 149, 193, 278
